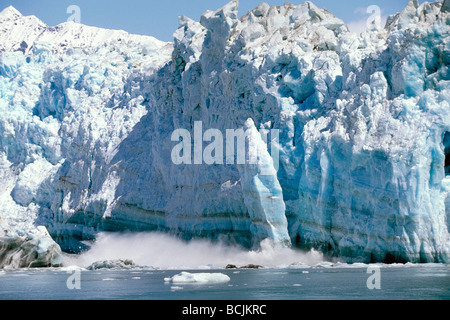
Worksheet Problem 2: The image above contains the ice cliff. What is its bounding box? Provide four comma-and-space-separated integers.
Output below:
0, 0, 449, 267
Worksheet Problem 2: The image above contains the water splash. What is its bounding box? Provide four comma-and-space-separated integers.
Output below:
65, 232, 323, 269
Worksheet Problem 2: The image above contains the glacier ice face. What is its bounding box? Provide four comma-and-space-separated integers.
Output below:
236, 118, 290, 246
0, 0, 449, 266
0, 5, 172, 264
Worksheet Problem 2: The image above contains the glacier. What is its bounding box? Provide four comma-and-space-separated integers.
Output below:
0, 0, 449, 268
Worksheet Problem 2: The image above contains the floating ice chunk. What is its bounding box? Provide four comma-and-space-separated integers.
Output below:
86, 259, 137, 270
164, 271, 231, 284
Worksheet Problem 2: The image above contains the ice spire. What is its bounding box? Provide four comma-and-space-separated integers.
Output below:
0, 6, 22, 19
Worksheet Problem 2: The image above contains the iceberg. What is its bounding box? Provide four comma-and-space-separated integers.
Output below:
0, 0, 448, 267
164, 272, 231, 283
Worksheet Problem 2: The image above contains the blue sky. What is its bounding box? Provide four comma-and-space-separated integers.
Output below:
1, 0, 413, 41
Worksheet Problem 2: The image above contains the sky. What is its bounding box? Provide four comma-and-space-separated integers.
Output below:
1, 0, 414, 41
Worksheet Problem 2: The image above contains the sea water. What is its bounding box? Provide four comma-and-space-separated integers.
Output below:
0, 265, 448, 300
0, 233, 449, 300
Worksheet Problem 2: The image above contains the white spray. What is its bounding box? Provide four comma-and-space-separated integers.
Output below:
65, 232, 323, 269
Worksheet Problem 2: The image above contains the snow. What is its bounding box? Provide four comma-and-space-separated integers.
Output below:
164, 271, 231, 283
0, 5, 168, 55
0, 0, 449, 268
